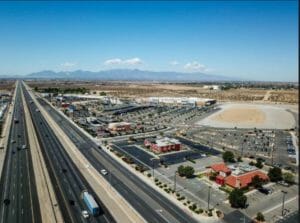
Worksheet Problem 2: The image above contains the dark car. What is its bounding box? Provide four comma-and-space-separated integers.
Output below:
258, 187, 272, 195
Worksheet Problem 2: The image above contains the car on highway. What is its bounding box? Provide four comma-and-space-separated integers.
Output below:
81, 210, 89, 219
10, 139, 16, 144
258, 187, 272, 195
22, 144, 27, 149
100, 169, 108, 175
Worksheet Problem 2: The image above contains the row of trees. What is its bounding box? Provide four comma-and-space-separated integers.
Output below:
34, 87, 88, 94
268, 167, 295, 184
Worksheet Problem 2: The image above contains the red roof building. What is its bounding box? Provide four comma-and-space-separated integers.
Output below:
225, 170, 269, 189
210, 163, 231, 175
209, 163, 269, 188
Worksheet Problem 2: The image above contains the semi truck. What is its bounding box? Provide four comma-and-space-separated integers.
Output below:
82, 191, 100, 216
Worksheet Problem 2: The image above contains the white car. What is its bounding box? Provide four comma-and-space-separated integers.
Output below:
81, 210, 89, 219
100, 169, 108, 175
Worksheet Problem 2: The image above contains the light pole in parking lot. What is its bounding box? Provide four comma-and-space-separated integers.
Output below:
207, 186, 211, 211
150, 157, 159, 180
281, 190, 287, 216
173, 170, 177, 191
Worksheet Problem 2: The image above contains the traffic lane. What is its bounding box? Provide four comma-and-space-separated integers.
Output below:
25, 89, 112, 223
30, 107, 88, 223
38, 115, 110, 223
1, 85, 37, 223
25, 93, 86, 223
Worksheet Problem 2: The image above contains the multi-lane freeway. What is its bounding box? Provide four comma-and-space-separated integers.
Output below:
0, 82, 41, 223
31, 85, 199, 223
22, 83, 115, 223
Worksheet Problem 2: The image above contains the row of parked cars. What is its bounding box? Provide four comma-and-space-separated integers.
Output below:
286, 136, 296, 155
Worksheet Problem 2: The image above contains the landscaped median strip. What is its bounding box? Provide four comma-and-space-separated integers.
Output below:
25, 83, 146, 223
21, 87, 64, 223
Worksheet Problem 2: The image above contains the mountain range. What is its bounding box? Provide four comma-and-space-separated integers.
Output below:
24, 69, 241, 82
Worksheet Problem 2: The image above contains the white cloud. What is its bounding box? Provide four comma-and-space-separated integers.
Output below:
104, 57, 143, 66
61, 62, 76, 68
123, 57, 143, 65
170, 60, 179, 66
183, 61, 212, 72
104, 58, 123, 65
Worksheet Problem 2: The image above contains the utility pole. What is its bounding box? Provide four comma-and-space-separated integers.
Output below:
281, 191, 287, 216
109, 170, 113, 187
207, 186, 211, 211
271, 144, 274, 166
174, 171, 177, 191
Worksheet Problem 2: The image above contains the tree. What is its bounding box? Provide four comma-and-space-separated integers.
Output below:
177, 165, 195, 178
229, 189, 247, 208
256, 212, 265, 222
283, 172, 295, 184
255, 160, 264, 169
178, 165, 186, 177
268, 167, 282, 182
184, 166, 195, 178
100, 91, 106, 96
250, 175, 265, 188
223, 151, 235, 163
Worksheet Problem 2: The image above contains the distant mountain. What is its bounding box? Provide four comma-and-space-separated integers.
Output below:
26, 69, 241, 82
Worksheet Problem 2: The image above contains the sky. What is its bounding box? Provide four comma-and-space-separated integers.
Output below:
0, 1, 298, 81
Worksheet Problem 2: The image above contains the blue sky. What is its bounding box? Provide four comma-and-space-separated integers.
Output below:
0, 1, 298, 81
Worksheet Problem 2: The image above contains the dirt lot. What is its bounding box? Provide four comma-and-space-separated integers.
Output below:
0, 80, 15, 92
197, 103, 297, 129
26, 81, 298, 104
212, 107, 266, 125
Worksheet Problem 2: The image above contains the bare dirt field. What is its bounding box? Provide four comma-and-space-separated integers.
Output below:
212, 107, 266, 125
26, 81, 299, 104
197, 103, 297, 129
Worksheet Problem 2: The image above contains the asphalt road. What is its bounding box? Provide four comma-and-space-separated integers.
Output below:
36, 94, 199, 223
0, 82, 41, 223
22, 83, 115, 223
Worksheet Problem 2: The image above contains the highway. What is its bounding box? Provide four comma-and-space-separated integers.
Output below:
32, 86, 199, 222
22, 83, 115, 223
0, 82, 41, 223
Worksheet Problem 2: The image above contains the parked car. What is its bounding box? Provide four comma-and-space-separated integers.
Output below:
258, 187, 272, 195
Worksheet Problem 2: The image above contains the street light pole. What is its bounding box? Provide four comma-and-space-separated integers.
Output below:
152, 159, 155, 178
281, 191, 287, 216
174, 171, 177, 191
207, 186, 211, 211
109, 170, 113, 187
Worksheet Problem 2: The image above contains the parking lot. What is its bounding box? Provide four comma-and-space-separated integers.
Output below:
243, 183, 299, 219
